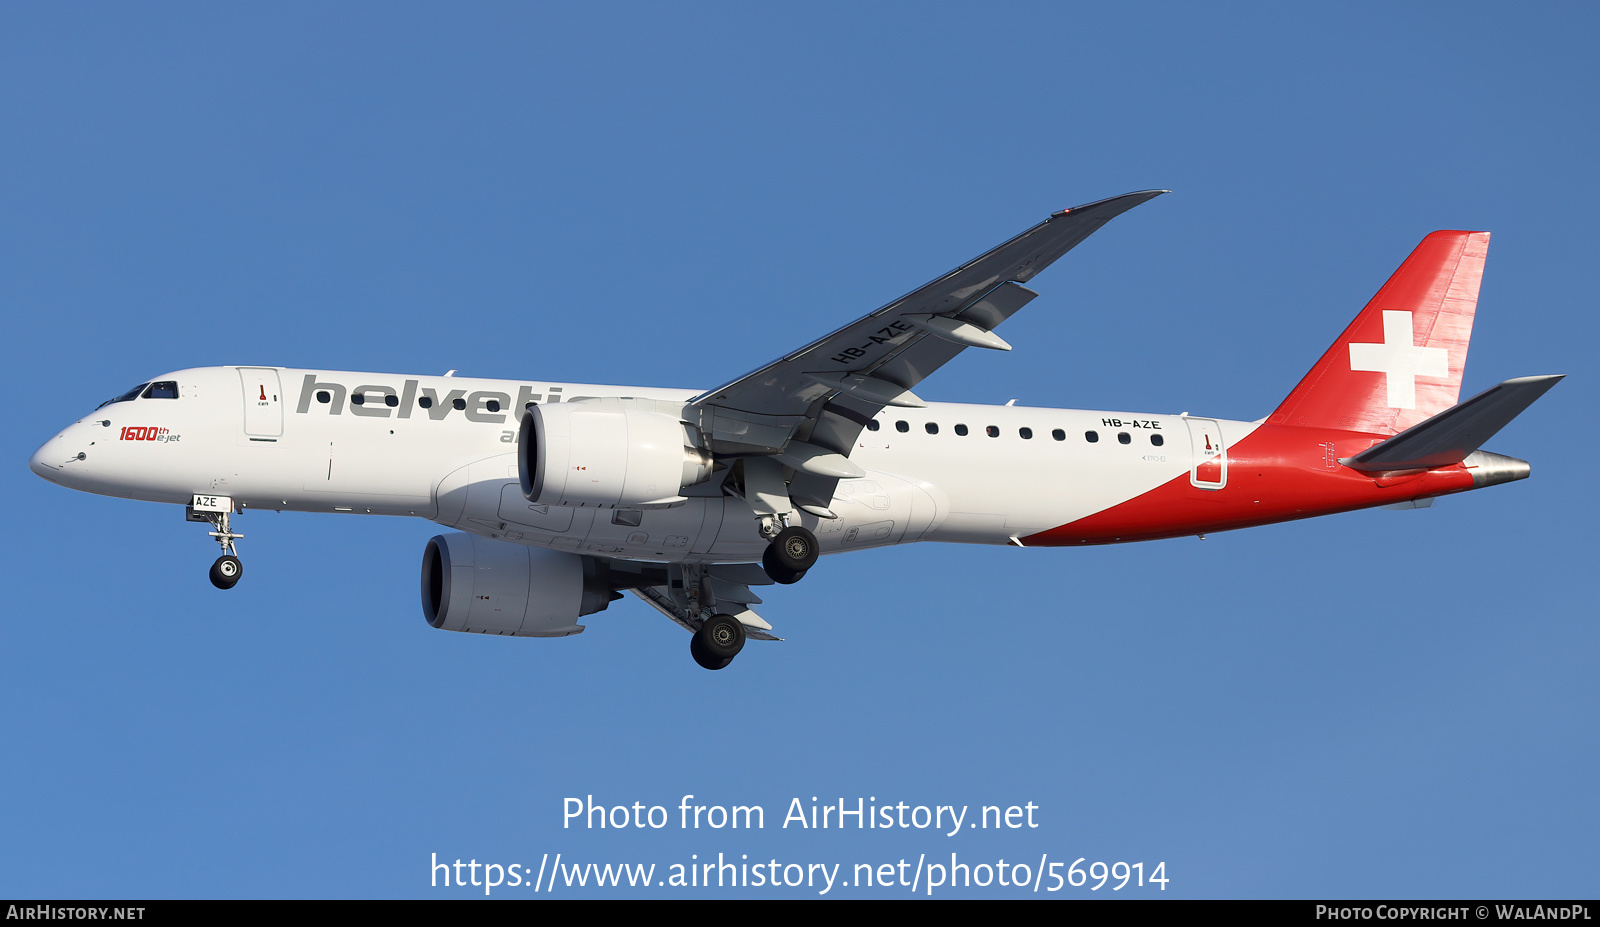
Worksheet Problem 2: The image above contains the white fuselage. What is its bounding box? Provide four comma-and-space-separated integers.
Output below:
31, 366, 1257, 563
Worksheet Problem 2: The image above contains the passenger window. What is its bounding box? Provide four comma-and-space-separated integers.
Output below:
1019, 427, 1033, 439
1118, 432, 1131, 444
866, 419, 879, 432
386, 394, 399, 407
351, 393, 365, 405
418, 396, 433, 408
1151, 434, 1164, 447
986, 425, 999, 438
317, 391, 331, 404
487, 399, 501, 412
925, 422, 938, 435
452, 398, 467, 411
142, 381, 179, 399
1085, 431, 1099, 443
954, 424, 968, 436
1052, 428, 1066, 441
895, 420, 909, 433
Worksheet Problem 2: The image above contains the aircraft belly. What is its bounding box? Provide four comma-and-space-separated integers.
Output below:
568, 500, 711, 559
813, 470, 937, 554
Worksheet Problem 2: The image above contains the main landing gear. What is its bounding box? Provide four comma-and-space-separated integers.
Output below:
690, 613, 746, 671
758, 520, 818, 585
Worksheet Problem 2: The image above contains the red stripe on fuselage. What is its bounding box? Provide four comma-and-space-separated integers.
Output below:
1021, 423, 1477, 546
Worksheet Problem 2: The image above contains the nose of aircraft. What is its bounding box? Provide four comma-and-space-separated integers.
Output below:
30, 432, 78, 482
31, 435, 63, 480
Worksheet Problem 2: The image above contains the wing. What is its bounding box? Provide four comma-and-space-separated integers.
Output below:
686, 190, 1166, 513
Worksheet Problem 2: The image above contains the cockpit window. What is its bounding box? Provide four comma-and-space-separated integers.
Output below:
97, 383, 150, 409
142, 381, 179, 399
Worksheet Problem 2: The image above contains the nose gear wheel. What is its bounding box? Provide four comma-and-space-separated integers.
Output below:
209, 555, 243, 590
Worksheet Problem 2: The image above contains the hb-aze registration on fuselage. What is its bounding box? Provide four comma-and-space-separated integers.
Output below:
30, 191, 1562, 670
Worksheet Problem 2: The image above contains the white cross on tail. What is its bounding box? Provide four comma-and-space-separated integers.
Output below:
1347, 310, 1449, 409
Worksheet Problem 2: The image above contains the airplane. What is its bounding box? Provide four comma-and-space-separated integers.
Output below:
28, 191, 1562, 670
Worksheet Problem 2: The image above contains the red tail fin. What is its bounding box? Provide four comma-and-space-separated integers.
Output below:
1269, 230, 1488, 435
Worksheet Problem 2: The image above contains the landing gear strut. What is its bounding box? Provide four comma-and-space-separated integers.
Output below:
761, 525, 818, 585
690, 613, 746, 670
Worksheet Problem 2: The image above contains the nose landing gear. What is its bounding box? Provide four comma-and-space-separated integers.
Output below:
190, 496, 245, 590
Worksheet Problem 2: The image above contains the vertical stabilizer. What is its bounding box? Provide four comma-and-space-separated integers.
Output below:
1269, 230, 1489, 434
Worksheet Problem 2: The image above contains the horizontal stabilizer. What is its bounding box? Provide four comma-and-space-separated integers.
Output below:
1343, 375, 1563, 471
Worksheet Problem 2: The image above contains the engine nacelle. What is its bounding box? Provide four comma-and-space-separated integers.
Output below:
420, 533, 612, 637
519, 400, 713, 508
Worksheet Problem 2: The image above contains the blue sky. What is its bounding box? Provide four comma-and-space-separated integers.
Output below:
2, 3, 1595, 899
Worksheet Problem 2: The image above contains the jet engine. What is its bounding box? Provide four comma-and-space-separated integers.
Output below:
421, 533, 613, 637
519, 400, 713, 508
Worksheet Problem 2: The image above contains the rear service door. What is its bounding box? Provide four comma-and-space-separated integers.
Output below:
1186, 417, 1226, 490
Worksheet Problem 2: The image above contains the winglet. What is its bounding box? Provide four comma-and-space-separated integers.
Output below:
1051, 189, 1169, 219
